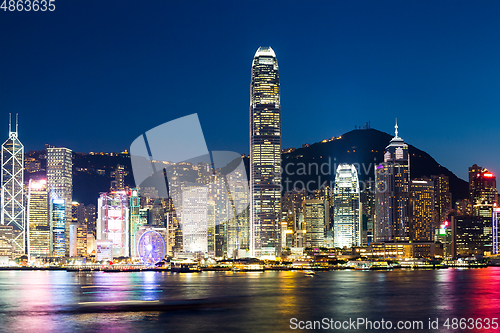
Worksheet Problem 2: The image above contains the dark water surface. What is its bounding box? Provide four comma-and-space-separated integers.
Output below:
1, 268, 499, 332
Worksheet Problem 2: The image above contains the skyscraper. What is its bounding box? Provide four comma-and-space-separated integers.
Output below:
409, 179, 435, 242
333, 164, 361, 249
97, 191, 129, 258
250, 46, 281, 259
1, 114, 25, 256
431, 174, 452, 225
27, 179, 50, 258
469, 165, 497, 204
374, 122, 410, 242
303, 199, 328, 248
50, 199, 66, 257
129, 188, 142, 258
47, 147, 72, 256
182, 185, 208, 253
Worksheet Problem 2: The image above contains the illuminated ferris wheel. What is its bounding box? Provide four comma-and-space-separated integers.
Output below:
138, 230, 166, 265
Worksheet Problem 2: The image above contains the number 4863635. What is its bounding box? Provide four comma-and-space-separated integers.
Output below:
1, 0, 56, 11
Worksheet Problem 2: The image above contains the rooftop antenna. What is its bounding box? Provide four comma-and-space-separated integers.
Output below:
16, 113, 18, 134
8, 113, 11, 133
394, 118, 399, 138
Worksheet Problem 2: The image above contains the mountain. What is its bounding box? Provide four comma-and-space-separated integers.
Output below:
278, 128, 468, 200
26, 128, 467, 206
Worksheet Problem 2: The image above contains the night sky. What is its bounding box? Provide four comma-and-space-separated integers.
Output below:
1, 1, 499, 181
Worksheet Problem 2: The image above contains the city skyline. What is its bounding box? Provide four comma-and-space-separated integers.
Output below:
1, 1, 500, 182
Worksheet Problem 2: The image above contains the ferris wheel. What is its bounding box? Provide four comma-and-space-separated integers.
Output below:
138, 230, 166, 265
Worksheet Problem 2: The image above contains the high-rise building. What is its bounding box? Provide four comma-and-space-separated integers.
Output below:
409, 179, 435, 242
47, 147, 72, 256
181, 185, 208, 253
129, 188, 142, 258
27, 179, 50, 258
455, 215, 491, 255
97, 191, 129, 257
374, 122, 410, 242
71, 202, 86, 257
1, 114, 25, 256
333, 164, 361, 249
303, 199, 327, 248
431, 174, 452, 225
469, 165, 498, 206
250, 46, 281, 259
110, 164, 126, 191
85, 204, 96, 237
0, 225, 13, 259
50, 199, 66, 257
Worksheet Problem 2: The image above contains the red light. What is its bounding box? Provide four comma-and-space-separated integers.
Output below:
444, 221, 449, 226
484, 173, 494, 178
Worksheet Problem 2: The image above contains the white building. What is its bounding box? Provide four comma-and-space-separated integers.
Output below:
182, 185, 208, 253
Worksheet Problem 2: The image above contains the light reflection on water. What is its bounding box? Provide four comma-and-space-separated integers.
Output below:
0, 268, 499, 332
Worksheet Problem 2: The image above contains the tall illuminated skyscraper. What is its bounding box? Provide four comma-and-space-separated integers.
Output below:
27, 179, 50, 258
129, 188, 142, 258
250, 46, 281, 259
47, 147, 72, 256
1, 114, 25, 256
97, 191, 129, 257
50, 199, 66, 257
303, 199, 328, 248
333, 164, 360, 249
182, 185, 208, 253
374, 122, 410, 242
409, 179, 434, 242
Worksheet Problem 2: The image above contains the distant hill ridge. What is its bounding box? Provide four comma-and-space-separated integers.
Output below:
278, 128, 468, 200
26, 128, 468, 205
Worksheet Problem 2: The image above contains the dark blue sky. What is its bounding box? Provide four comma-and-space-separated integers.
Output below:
1, 1, 499, 180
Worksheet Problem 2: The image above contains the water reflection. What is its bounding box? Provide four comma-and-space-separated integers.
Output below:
0, 268, 499, 332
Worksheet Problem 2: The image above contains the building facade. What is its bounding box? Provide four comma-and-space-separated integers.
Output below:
47, 147, 72, 256
409, 179, 435, 242
27, 179, 50, 258
303, 199, 327, 248
1, 115, 25, 256
250, 46, 281, 259
333, 164, 361, 249
97, 191, 129, 257
374, 123, 410, 242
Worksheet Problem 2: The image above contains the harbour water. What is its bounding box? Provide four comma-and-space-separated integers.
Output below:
1, 267, 499, 332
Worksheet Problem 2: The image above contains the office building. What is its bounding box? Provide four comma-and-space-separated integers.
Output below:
97, 191, 129, 257
409, 179, 435, 242
431, 174, 452, 225
469, 165, 498, 206
374, 122, 410, 242
0, 225, 13, 259
181, 185, 208, 253
27, 179, 50, 258
47, 147, 72, 256
1, 114, 25, 256
250, 46, 281, 258
303, 199, 327, 248
50, 199, 66, 257
333, 164, 361, 248
129, 188, 142, 258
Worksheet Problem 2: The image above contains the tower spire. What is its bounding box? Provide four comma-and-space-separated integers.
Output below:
8, 113, 12, 133
394, 118, 399, 138
16, 113, 18, 134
